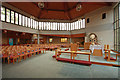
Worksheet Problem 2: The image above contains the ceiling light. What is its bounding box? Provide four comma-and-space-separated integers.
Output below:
76, 4, 82, 11
38, 2, 44, 8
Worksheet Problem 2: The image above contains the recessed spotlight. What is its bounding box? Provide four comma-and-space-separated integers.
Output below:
38, 2, 44, 8
76, 4, 82, 11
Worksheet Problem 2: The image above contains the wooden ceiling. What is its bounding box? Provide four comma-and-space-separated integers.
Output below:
7, 2, 112, 21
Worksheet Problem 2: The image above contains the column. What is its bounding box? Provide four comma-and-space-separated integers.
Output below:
37, 34, 39, 44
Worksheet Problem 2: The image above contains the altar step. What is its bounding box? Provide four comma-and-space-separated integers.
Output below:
56, 58, 92, 66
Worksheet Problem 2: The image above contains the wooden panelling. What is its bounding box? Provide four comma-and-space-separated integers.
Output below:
2, 30, 33, 45
41, 33, 85, 38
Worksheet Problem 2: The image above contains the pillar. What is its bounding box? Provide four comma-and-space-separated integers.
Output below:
37, 34, 39, 44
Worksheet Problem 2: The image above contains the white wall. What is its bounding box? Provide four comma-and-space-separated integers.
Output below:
72, 5, 114, 49
1, 21, 39, 34
86, 6, 114, 49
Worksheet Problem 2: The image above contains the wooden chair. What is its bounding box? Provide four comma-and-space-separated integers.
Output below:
84, 42, 91, 50
93, 49, 103, 56
9, 50, 20, 64
104, 45, 116, 62
2, 50, 9, 63
71, 43, 78, 58
19, 50, 26, 62
104, 44, 109, 58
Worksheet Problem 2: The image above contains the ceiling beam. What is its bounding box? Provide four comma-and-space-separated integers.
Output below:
81, 2, 112, 6
33, 2, 65, 19
44, 8, 65, 12
67, 2, 112, 12
64, 2, 72, 20
105, 2, 112, 6
32, 2, 40, 9
67, 2, 80, 11
32, 2, 43, 19
32, 2, 64, 12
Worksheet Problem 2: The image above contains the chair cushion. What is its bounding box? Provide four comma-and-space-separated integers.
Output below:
65, 48, 69, 51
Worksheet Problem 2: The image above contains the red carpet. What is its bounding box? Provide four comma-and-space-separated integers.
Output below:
52, 54, 59, 58
104, 57, 116, 61
56, 58, 92, 66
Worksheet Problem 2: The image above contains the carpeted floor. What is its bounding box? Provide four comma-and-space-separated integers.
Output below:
2, 50, 119, 78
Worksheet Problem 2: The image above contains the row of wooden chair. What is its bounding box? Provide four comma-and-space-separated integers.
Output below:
1, 45, 46, 64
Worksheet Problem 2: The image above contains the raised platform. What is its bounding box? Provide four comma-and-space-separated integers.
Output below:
56, 58, 92, 66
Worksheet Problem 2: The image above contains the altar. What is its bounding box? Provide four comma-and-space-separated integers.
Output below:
89, 44, 104, 56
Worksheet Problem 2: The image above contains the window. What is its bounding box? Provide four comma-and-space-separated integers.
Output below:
81, 19, 83, 28
1, 6, 86, 31
62, 23, 65, 30
57, 23, 59, 30
19, 14, 22, 25
48, 22, 50, 30
53, 22, 55, 30
34, 21, 36, 29
43, 22, 46, 30
39, 22, 41, 30
1, 7, 5, 21
36, 21, 38, 29
61, 38, 67, 42
33, 20, 35, 29
114, 4, 120, 51
71, 23, 73, 30
6, 9, 10, 22
11, 11, 14, 23
28, 18, 30, 27
22, 15, 25, 26
41, 22, 43, 30
31, 19, 33, 28
46, 22, 48, 30
76, 21, 78, 29
68, 23, 71, 30
55, 22, 57, 30
102, 13, 106, 19
72, 22, 74, 30
75, 21, 78, 29
59, 23, 61, 30
78, 20, 81, 29
83, 19, 85, 28
15, 13, 18, 24
49, 38, 53, 43
66, 23, 68, 31
87, 18, 89, 23
25, 17, 27, 27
